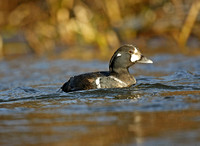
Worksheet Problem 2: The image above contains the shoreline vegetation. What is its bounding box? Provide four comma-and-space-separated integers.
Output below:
0, 0, 200, 60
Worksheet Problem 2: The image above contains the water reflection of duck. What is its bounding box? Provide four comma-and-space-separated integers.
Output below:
61, 44, 153, 92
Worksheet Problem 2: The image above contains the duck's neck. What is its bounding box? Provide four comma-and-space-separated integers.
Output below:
110, 67, 129, 74
109, 67, 136, 85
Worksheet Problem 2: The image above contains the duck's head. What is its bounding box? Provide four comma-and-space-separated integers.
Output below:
109, 44, 153, 73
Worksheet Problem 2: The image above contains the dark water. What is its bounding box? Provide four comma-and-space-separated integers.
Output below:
0, 54, 200, 145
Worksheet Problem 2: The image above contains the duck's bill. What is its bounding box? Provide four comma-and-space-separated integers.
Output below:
137, 55, 153, 63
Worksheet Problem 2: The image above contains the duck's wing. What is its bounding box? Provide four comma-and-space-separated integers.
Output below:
61, 72, 109, 92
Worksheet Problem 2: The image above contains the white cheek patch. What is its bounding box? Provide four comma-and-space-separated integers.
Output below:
131, 54, 140, 62
95, 77, 101, 88
117, 53, 121, 57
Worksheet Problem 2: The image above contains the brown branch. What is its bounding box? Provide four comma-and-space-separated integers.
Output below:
177, 0, 200, 48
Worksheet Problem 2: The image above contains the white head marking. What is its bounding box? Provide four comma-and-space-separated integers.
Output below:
117, 53, 121, 57
134, 47, 138, 53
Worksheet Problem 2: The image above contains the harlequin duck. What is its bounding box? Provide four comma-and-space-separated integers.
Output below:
61, 44, 153, 92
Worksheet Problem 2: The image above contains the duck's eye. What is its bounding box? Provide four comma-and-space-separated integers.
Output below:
129, 50, 134, 54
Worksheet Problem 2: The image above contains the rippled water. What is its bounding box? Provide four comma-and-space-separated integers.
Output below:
0, 54, 200, 145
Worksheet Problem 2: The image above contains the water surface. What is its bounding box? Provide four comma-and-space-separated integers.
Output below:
0, 54, 200, 145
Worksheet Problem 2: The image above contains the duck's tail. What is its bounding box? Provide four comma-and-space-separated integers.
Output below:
60, 79, 71, 93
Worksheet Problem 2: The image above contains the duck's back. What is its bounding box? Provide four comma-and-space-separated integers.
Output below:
61, 71, 109, 92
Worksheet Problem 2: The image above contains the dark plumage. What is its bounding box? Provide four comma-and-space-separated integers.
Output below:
61, 44, 153, 92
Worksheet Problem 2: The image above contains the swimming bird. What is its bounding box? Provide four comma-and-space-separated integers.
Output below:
61, 44, 153, 92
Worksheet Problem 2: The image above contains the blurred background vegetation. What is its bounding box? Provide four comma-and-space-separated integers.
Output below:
0, 0, 200, 60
